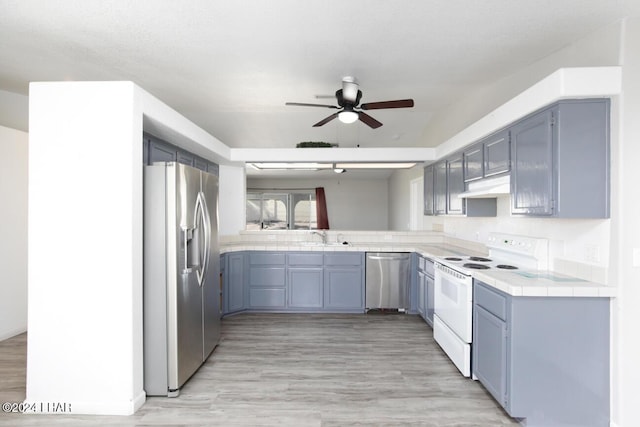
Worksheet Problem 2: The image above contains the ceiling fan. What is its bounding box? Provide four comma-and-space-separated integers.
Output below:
285, 76, 414, 129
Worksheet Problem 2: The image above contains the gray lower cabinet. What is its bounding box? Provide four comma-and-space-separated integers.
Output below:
416, 255, 434, 326
288, 268, 323, 308
248, 252, 286, 308
473, 280, 610, 427
511, 99, 610, 218
324, 252, 365, 311
287, 252, 324, 309
417, 271, 426, 317
239, 251, 365, 312
223, 252, 246, 314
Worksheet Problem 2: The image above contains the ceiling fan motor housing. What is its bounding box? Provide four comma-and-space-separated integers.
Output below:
335, 89, 362, 107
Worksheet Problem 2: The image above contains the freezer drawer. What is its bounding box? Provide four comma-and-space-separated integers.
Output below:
365, 252, 411, 310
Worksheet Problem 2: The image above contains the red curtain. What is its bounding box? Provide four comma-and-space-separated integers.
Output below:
315, 187, 329, 229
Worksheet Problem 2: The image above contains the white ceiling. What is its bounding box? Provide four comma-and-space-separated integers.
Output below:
0, 1, 637, 154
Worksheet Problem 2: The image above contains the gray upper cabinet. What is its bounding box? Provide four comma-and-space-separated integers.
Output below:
433, 161, 447, 215
446, 154, 465, 215
463, 129, 510, 182
177, 150, 195, 167
148, 138, 177, 163
144, 132, 219, 175
483, 130, 510, 177
423, 164, 435, 216
511, 99, 610, 218
462, 143, 483, 182
510, 108, 554, 215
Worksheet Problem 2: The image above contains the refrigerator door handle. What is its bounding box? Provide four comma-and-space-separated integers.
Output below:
194, 191, 211, 287
182, 228, 193, 274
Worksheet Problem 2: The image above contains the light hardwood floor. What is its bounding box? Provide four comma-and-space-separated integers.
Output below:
0, 313, 518, 426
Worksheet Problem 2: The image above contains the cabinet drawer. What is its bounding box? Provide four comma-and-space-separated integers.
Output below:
287, 253, 324, 266
249, 288, 286, 308
423, 258, 435, 277
249, 252, 286, 265
324, 253, 363, 266
249, 267, 285, 287
474, 281, 507, 321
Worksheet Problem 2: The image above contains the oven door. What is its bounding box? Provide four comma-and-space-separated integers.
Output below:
434, 262, 473, 342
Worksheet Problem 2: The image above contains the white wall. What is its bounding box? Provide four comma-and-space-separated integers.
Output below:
0, 89, 28, 132
27, 82, 145, 415
0, 125, 28, 341
389, 166, 424, 231
612, 17, 640, 427
219, 164, 246, 236
247, 176, 389, 230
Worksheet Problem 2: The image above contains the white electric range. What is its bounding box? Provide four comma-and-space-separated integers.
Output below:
432, 233, 549, 377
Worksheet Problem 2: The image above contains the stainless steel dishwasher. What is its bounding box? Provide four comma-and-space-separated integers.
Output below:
365, 252, 411, 311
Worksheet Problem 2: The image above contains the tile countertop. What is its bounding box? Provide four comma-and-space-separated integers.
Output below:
220, 240, 616, 298
220, 241, 482, 258
472, 269, 616, 298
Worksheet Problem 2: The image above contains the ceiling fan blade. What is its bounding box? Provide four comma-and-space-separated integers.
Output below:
286, 102, 339, 109
313, 113, 339, 127
358, 111, 383, 129
360, 99, 414, 110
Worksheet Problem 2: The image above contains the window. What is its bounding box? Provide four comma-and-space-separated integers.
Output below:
247, 191, 317, 230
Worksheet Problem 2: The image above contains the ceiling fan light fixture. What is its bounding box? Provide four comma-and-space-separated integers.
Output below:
338, 110, 359, 124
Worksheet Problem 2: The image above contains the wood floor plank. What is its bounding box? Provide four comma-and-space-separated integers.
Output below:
0, 314, 518, 426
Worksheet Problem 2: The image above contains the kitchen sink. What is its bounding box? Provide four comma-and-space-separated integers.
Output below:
299, 241, 351, 247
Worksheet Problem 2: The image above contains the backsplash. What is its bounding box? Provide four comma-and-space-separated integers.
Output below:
554, 258, 608, 284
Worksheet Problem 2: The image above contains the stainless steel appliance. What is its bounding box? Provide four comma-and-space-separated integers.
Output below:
143, 162, 221, 397
433, 233, 548, 377
365, 252, 411, 310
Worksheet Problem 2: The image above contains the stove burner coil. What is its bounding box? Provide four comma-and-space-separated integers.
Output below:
462, 263, 490, 270
496, 264, 518, 270
444, 257, 463, 261
469, 256, 492, 262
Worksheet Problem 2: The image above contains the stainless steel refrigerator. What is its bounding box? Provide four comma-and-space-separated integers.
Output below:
143, 162, 221, 397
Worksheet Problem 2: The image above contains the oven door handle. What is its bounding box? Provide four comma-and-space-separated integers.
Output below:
435, 262, 469, 281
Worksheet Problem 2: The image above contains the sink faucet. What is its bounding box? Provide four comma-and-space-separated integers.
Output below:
311, 230, 328, 244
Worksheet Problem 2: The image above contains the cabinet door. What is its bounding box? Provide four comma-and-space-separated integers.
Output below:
463, 144, 483, 182
194, 157, 208, 172
446, 155, 465, 215
511, 109, 554, 215
324, 268, 364, 309
288, 268, 323, 308
149, 139, 177, 163
417, 271, 426, 317
433, 162, 447, 215
423, 164, 435, 215
177, 150, 195, 166
483, 130, 510, 177
225, 253, 245, 313
425, 274, 434, 326
473, 304, 508, 407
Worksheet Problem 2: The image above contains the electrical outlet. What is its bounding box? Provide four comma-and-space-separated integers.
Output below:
585, 244, 600, 263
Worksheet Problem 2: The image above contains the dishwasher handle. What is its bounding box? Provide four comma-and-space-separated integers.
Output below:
367, 254, 410, 260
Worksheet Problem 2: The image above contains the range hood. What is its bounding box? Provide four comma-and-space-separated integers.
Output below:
458, 175, 510, 198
